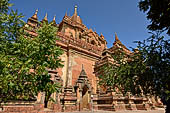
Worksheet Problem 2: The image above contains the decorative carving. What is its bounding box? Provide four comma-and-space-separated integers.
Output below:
75, 64, 91, 91
22, 6, 158, 112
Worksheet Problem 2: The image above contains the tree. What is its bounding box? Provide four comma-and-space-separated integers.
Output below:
99, 33, 170, 112
139, 0, 170, 35
0, 0, 63, 104
136, 33, 170, 113
98, 48, 148, 96
100, 1, 170, 113
139, 1, 170, 112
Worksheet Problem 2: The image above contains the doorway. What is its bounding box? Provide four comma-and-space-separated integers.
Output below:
82, 85, 89, 109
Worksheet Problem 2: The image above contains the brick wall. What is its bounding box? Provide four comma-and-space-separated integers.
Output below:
0, 103, 44, 113
71, 53, 97, 93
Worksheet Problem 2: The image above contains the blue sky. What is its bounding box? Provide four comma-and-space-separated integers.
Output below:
11, 0, 151, 49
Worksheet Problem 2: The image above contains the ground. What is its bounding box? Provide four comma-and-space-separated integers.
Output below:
57, 109, 165, 113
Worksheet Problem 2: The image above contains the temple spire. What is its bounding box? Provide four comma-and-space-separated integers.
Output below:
43, 13, 48, 21
51, 15, 57, 26
100, 33, 105, 39
35, 9, 38, 15
27, 9, 38, 27
32, 9, 38, 19
63, 11, 67, 18
70, 5, 82, 24
65, 11, 67, 16
113, 32, 122, 45
115, 32, 119, 41
113, 32, 130, 51
74, 5, 78, 16
53, 15, 56, 22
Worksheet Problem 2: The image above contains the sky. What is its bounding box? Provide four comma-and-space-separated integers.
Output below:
11, 0, 151, 49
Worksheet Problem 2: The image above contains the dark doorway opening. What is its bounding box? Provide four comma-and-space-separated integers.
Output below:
82, 85, 89, 109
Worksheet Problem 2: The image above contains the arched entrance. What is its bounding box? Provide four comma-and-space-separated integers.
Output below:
75, 65, 92, 111
82, 85, 89, 109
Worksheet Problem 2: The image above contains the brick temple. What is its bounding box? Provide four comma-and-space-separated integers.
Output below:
0, 6, 163, 113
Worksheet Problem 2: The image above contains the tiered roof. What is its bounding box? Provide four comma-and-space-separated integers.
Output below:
25, 6, 130, 59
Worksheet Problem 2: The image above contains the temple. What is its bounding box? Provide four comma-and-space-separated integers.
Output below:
1, 6, 163, 113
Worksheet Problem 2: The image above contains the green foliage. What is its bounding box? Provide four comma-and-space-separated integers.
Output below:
99, 32, 170, 99
99, 48, 147, 95
139, 0, 170, 35
0, 0, 12, 13
136, 33, 170, 99
138, 0, 170, 112
99, 3, 170, 112
0, 0, 63, 102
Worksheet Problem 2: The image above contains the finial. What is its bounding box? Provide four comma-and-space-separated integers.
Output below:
35, 9, 38, 15
32, 9, 38, 19
115, 32, 119, 41
44, 13, 48, 21
74, 5, 77, 15
100, 33, 104, 38
53, 15, 56, 21
65, 11, 67, 16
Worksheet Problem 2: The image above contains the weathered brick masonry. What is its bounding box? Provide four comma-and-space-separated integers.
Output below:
0, 6, 163, 113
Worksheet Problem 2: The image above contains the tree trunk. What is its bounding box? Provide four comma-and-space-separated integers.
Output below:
44, 95, 49, 108
44, 94, 51, 108
44, 98, 48, 108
